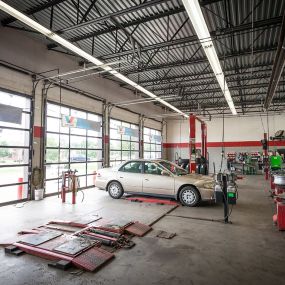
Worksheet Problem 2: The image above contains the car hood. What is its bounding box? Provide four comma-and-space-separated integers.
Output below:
175, 173, 214, 186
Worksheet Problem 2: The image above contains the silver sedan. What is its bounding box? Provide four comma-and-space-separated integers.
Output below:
95, 159, 215, 207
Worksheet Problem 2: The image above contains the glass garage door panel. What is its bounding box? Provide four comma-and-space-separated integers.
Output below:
0, 184, 28, 204
45, 102, 103, 195
109, 119, 139, 166
143, 128, 162, 159
0, 91, 31, 205
0, 166, 29, 185
0, 148, 29, 165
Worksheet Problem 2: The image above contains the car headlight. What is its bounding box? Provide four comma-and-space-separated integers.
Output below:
203, 182, 215, 189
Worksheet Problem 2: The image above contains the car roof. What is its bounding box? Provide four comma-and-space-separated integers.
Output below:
122, 159, 167, 163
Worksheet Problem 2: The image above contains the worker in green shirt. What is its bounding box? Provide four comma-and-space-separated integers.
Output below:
270, 152, 283, 171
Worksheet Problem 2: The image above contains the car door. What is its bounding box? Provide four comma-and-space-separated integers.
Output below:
142, 161, 175, 196
117, 161, 143, 193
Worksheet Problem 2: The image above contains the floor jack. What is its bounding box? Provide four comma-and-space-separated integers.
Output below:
272, 173, 285, 230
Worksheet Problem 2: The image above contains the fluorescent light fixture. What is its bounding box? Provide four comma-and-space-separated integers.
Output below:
181, 0, 237, 115
0, 0, 189, 118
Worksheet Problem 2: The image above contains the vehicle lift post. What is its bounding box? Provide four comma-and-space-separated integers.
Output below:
262, 133, 269, 181
222, 175, 229, 223
189, 114, 207, 173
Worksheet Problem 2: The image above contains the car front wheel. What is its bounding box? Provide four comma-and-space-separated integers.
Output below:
108, 181, 124, 199
179, 186, 200, 207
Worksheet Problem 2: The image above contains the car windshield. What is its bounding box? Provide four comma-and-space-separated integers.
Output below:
158, 161, 187, 176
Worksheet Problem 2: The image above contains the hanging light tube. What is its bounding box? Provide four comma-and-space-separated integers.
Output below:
181, 0, 237, 115
0, 1, 188, 118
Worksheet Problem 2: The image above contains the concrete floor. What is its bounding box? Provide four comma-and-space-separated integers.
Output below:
0, 175, 284, 285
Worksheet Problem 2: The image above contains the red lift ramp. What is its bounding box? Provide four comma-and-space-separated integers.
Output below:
124, 222, 152, 237
72, 247, 114, 272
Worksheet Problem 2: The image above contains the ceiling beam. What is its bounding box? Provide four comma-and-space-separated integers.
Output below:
139, 72, 272, 89
264, 12, 285, 109
98, 16, 282, 61
1, 0, 69, 26
123, 46, 277, 75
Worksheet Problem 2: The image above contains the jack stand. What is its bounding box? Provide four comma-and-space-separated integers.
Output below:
61, 170, 78, 204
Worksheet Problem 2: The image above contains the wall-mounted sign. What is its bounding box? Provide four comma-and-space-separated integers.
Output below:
62, 115, 101, 131
117, 126, 139, 137
0, 103, 22, 124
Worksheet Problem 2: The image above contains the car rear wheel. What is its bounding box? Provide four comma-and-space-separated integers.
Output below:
179, 186, 200, 207
108, 181, 124, 199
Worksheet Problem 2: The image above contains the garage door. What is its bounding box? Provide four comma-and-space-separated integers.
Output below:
110, 119, 139, 166
143, 127, 162, 159
0, 89, 31, 205
45, 102, 103, 195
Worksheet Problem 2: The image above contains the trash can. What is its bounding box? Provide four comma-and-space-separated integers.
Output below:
34, 188, 44, 201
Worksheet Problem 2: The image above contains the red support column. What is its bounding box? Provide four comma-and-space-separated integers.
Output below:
189, 114, 196, 173
201, 122, 207, 158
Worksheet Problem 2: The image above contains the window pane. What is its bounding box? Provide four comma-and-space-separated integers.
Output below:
0, 184, 28, 203
131, 151, 139, 159
122, 141, 130, 151
87, 162, 102, 174
0, 91, 30, 109
131, 142, 139, 151
47, 103, 60, 117
0, 129, 29, 147
70, 135, 86, 148
144, 152, 151, 159
0, 148, 29, 165
46, 133, 59, 147
110, 119, 120, 128
144, 143, 151, 151
60, 149, 69, 163
110, 128, 121, 139
87, 137, 102, 149
47, 117, 60, 132
46, 149, 59, 163
87, 174, 95, 187
110, 140, 121, 150
87, 129, 102, 137
0, 166, 29, 185
70, 150, 86, 162
122, 151, 130, 161
45, 179, 60, 194
70, 127, 86, 136
60, 134, 69, 148
45, 164, 69, 179
71, 109, 86, 119
110, 150, 121, 161
70, 163, 86, 175
88, 150, 102, 161
156, 152, 162, 159
78, 176, 86, 188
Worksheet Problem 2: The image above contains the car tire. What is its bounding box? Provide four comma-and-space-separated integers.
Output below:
179, 186, 200, 207
108, 181, 124, 199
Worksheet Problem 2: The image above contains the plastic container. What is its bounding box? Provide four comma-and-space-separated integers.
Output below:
34, 188, 44, 201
